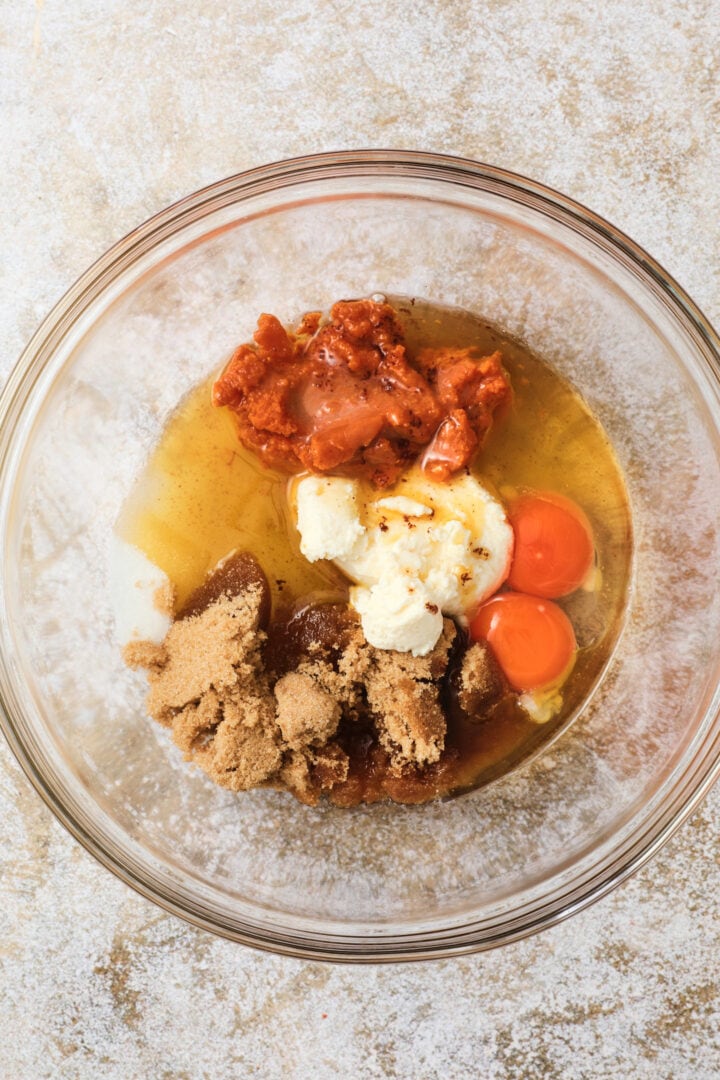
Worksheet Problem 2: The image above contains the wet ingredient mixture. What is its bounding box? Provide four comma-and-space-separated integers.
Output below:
117, 297, 632, 805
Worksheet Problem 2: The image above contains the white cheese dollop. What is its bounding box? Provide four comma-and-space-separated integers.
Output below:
291, 468, 513, 656
295, 475, 365, 561
352, 575, 444, 656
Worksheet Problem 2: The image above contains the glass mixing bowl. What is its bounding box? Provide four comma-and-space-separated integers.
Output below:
2, 151, 720, 962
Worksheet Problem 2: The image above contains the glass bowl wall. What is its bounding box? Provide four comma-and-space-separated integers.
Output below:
1, 152, 719, 960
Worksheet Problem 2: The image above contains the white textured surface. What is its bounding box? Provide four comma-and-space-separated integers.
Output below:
109, 538, 172, 646
1, 2, 719, 1077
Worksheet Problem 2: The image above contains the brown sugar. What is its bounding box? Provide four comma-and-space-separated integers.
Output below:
280, 744, 350, 805
152, 580, 176, 618
365, 620, 456, 771
274, 671, 341, 749
369, 677, 445, 770
140, 584, 282, 791
456, 641, 505, 718
123, 639, 166, 671
129, 556, 503, 805
177, 549, 271, 625
145, 587, 266, 720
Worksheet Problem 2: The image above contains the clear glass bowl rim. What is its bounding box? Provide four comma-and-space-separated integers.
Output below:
1, 149, 720, 962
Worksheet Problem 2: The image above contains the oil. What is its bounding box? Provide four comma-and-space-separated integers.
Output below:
116, 377, 348, 613
117, 297, 632, 797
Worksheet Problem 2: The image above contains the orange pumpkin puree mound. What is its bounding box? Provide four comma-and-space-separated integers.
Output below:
213, 298, 511, 486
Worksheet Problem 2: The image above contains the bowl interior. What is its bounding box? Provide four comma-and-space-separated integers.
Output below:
3, 164, 720, 955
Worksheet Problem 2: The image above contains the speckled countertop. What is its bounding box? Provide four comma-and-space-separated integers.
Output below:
1, 2, 719, 1077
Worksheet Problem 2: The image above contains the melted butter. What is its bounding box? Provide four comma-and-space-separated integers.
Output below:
116, 381, 347, 611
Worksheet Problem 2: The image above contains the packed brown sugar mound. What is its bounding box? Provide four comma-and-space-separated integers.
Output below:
125, 584, 282, 792
125, 553, 504, 806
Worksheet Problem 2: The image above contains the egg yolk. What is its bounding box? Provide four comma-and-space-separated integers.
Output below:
507, 492, 594, 599
470, 591, 576, 691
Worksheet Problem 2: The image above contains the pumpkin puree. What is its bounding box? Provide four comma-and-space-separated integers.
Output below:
213, 298, 510, 486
